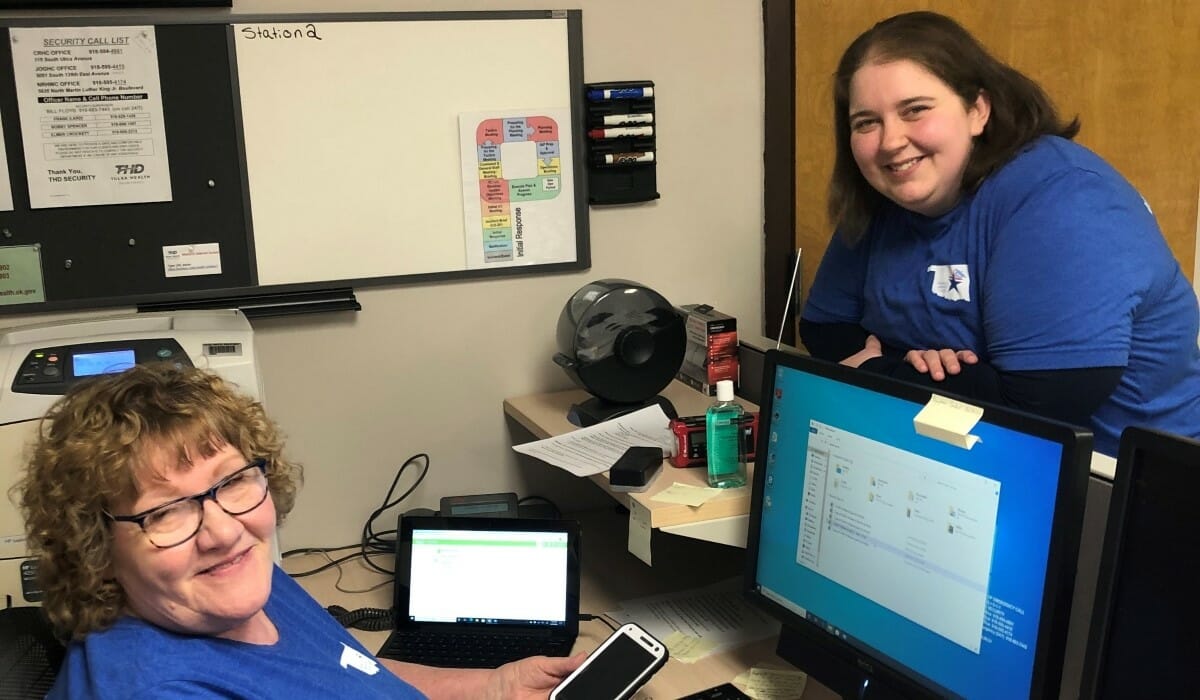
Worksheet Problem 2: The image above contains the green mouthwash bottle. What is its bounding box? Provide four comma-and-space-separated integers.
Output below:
706, 379, 747, 488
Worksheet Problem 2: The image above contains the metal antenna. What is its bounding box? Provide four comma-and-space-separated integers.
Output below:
777, 248, 802, 349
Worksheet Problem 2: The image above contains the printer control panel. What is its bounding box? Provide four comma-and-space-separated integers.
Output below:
12, 338, 192, 395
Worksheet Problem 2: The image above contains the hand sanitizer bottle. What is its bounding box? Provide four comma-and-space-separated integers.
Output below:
706, 379, 747, 488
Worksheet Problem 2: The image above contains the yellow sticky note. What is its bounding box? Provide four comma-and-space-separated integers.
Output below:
913, 394, 983, 449
733, 666, 808, 700
662, 630, 719, 663
627, 497, 653, 565
651, 482, 723, 507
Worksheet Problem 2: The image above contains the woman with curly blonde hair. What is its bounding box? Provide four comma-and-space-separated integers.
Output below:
18, 363, 580, 698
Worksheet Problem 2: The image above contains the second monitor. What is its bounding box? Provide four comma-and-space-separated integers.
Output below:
744, 351, 1092, 699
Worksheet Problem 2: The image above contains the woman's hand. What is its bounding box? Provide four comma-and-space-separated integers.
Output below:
839, 334, 883, 368
839, 336, 979, 381
490, 653, 586, 699
380, 653, 584, 700
903, 348, 979, 381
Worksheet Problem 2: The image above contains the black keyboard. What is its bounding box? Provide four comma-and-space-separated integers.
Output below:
379, 631, 573, 668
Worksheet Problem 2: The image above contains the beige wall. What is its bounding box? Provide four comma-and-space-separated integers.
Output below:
0, 1, 765, 549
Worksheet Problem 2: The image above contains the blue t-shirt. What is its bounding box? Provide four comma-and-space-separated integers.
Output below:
49, 566, 426, 699
804, 136, 1200, 456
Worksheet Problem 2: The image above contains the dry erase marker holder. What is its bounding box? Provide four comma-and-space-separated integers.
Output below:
584, 80, 659, 204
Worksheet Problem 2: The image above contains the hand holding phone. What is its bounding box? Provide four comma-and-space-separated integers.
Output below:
549, 622, 668, 700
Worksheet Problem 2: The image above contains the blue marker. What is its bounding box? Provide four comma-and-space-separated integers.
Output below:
587, 86, 653, 101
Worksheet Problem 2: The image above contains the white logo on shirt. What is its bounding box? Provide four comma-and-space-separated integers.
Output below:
339, 643, 380, 676
926, 264, 971, 302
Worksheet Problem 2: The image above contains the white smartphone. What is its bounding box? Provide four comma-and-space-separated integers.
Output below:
550, 622, 669, 700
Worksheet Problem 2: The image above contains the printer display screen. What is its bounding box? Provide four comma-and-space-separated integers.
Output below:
73, 349, 136, 377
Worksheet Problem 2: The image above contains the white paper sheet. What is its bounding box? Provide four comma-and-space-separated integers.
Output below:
162, 243, 222, 278
511, 405, 675, 477
627, 496, 653, 566
10, 26, 172, 209
607, 578, 779, 659
0, 110, 12, 211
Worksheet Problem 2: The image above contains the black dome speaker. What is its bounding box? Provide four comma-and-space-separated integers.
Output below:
553, 279, 686, 426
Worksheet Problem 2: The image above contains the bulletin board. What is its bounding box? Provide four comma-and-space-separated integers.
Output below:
0, 10, 588, 315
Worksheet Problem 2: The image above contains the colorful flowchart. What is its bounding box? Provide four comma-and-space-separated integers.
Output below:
473, 116, 562, 263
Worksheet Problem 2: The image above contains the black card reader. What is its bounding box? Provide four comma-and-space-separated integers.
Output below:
439, 492, 520, 518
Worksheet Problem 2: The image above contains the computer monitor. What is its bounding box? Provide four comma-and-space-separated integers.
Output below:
744, 351, 1092, 699
1080, 426, 1200, 699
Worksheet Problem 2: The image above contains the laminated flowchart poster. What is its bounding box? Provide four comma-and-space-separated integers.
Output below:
459, 108, 576, 268
9, 26, 172, 209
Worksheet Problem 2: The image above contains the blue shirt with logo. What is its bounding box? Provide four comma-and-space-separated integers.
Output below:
804, 135, 1200, 456
49, 566, 426, 699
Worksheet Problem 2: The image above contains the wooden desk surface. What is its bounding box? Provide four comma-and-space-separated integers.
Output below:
286, 508, 835, 699
503, 381, 761, 530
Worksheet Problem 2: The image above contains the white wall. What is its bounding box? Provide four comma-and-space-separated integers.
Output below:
0, 0, 765, 549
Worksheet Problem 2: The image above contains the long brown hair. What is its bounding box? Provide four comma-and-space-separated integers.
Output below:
828, 11, 1080, 242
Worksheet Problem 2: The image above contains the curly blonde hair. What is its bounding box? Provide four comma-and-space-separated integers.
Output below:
14, 363, 302, 640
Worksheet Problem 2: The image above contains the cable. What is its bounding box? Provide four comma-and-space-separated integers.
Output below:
579, 613, 619, 632
285, 550, 365, 578
288, 551, 393, 596
326, 604, 395, 632
280, 542, 364, 558
286, 453, 430, 579
288, 454, 435, 634
359, 453, 431, 574
516, 494, 563, 519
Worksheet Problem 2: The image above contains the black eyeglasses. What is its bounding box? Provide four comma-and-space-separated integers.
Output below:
105, 459, 270, 549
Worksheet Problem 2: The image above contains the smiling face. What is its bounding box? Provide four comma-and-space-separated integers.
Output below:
108, 442, 278, 644
848, 59, 990, 217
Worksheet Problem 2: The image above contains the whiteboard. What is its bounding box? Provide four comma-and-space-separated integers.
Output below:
231, 12, 585, 287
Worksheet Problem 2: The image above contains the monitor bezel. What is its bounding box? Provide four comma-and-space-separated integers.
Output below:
393, 515, 582, 635
743, 350, 1092, 699
1079, 426, 1200, 699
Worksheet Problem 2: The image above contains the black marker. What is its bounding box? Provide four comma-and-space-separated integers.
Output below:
600, 113, 654, 126
596, 151, 655, 165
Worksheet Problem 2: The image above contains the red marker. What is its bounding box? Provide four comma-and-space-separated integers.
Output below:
588, 126, 654, 139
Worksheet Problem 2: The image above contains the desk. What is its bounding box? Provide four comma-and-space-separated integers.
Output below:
286, 507, 836, 699
504, 381, 759, 547
505, 374, 1116, 698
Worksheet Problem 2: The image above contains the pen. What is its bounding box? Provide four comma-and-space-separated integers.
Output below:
600, 113, 654, 126
588, 126, 654, 139
597, 151, 655, 165
587, 86, 654, 101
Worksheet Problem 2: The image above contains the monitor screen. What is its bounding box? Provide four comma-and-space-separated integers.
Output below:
745, 351, 1091, 700
1081, 427, 1200, 699
72, 349, 136, 377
